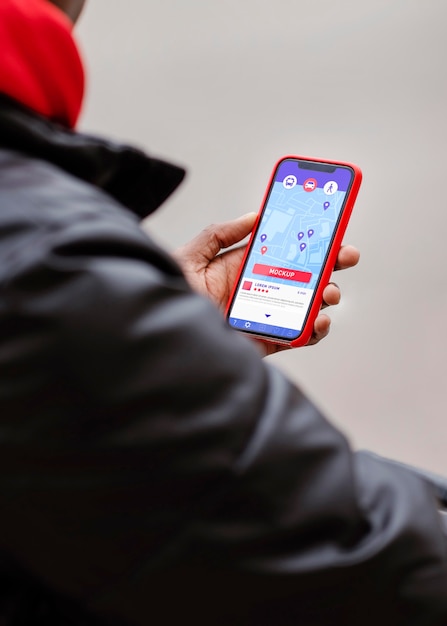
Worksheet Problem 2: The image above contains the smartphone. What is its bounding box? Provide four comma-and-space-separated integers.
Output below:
226, 155, 362, 347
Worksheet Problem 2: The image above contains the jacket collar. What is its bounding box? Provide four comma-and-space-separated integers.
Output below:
0, 95, 186, 219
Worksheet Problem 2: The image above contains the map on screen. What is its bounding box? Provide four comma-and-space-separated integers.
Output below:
245, 179, 345, 289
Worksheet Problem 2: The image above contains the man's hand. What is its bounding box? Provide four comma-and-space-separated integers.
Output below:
173, 213, 360, 355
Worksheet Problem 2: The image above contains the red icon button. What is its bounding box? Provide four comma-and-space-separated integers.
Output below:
253, 263, 312, 283
303, 177, 317, 192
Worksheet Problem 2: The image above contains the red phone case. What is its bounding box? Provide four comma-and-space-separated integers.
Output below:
226, 155, 362, 348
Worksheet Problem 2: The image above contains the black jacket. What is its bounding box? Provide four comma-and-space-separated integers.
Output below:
0, 96, 446, 626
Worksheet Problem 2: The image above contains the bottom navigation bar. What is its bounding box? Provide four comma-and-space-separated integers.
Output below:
229, 317, 302, 339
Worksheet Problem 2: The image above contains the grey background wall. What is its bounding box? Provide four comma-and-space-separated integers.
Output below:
77, 0, 447, 474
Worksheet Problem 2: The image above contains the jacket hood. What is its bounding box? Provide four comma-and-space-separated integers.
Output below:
0, 95, 186, 219
0, 0, 84, 128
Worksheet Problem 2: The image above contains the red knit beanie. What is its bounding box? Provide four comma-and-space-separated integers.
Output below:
0, 0, 85, 128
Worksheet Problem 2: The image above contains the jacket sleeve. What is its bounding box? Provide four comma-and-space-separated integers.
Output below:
2, 193, 447, 626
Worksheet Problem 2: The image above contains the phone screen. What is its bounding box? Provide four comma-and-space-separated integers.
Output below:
227, 158, 355, 342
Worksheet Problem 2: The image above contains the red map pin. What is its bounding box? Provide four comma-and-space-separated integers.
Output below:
261, 246, 267, 255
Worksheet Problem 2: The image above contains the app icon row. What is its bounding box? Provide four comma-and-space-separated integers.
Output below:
283, 175, 338, 195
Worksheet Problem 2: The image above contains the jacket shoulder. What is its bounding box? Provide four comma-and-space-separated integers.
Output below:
0, 148, 180, 285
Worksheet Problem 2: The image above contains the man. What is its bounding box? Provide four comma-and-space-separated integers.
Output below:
0, 1, 446, 625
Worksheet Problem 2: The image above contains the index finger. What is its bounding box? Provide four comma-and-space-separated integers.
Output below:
334, 244, 360, 271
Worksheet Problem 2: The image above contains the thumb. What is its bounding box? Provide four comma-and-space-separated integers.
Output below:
213, 212, 257, 250
178, 212, 257, 263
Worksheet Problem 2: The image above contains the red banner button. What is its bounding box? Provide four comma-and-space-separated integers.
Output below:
253, 263, 312, 283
